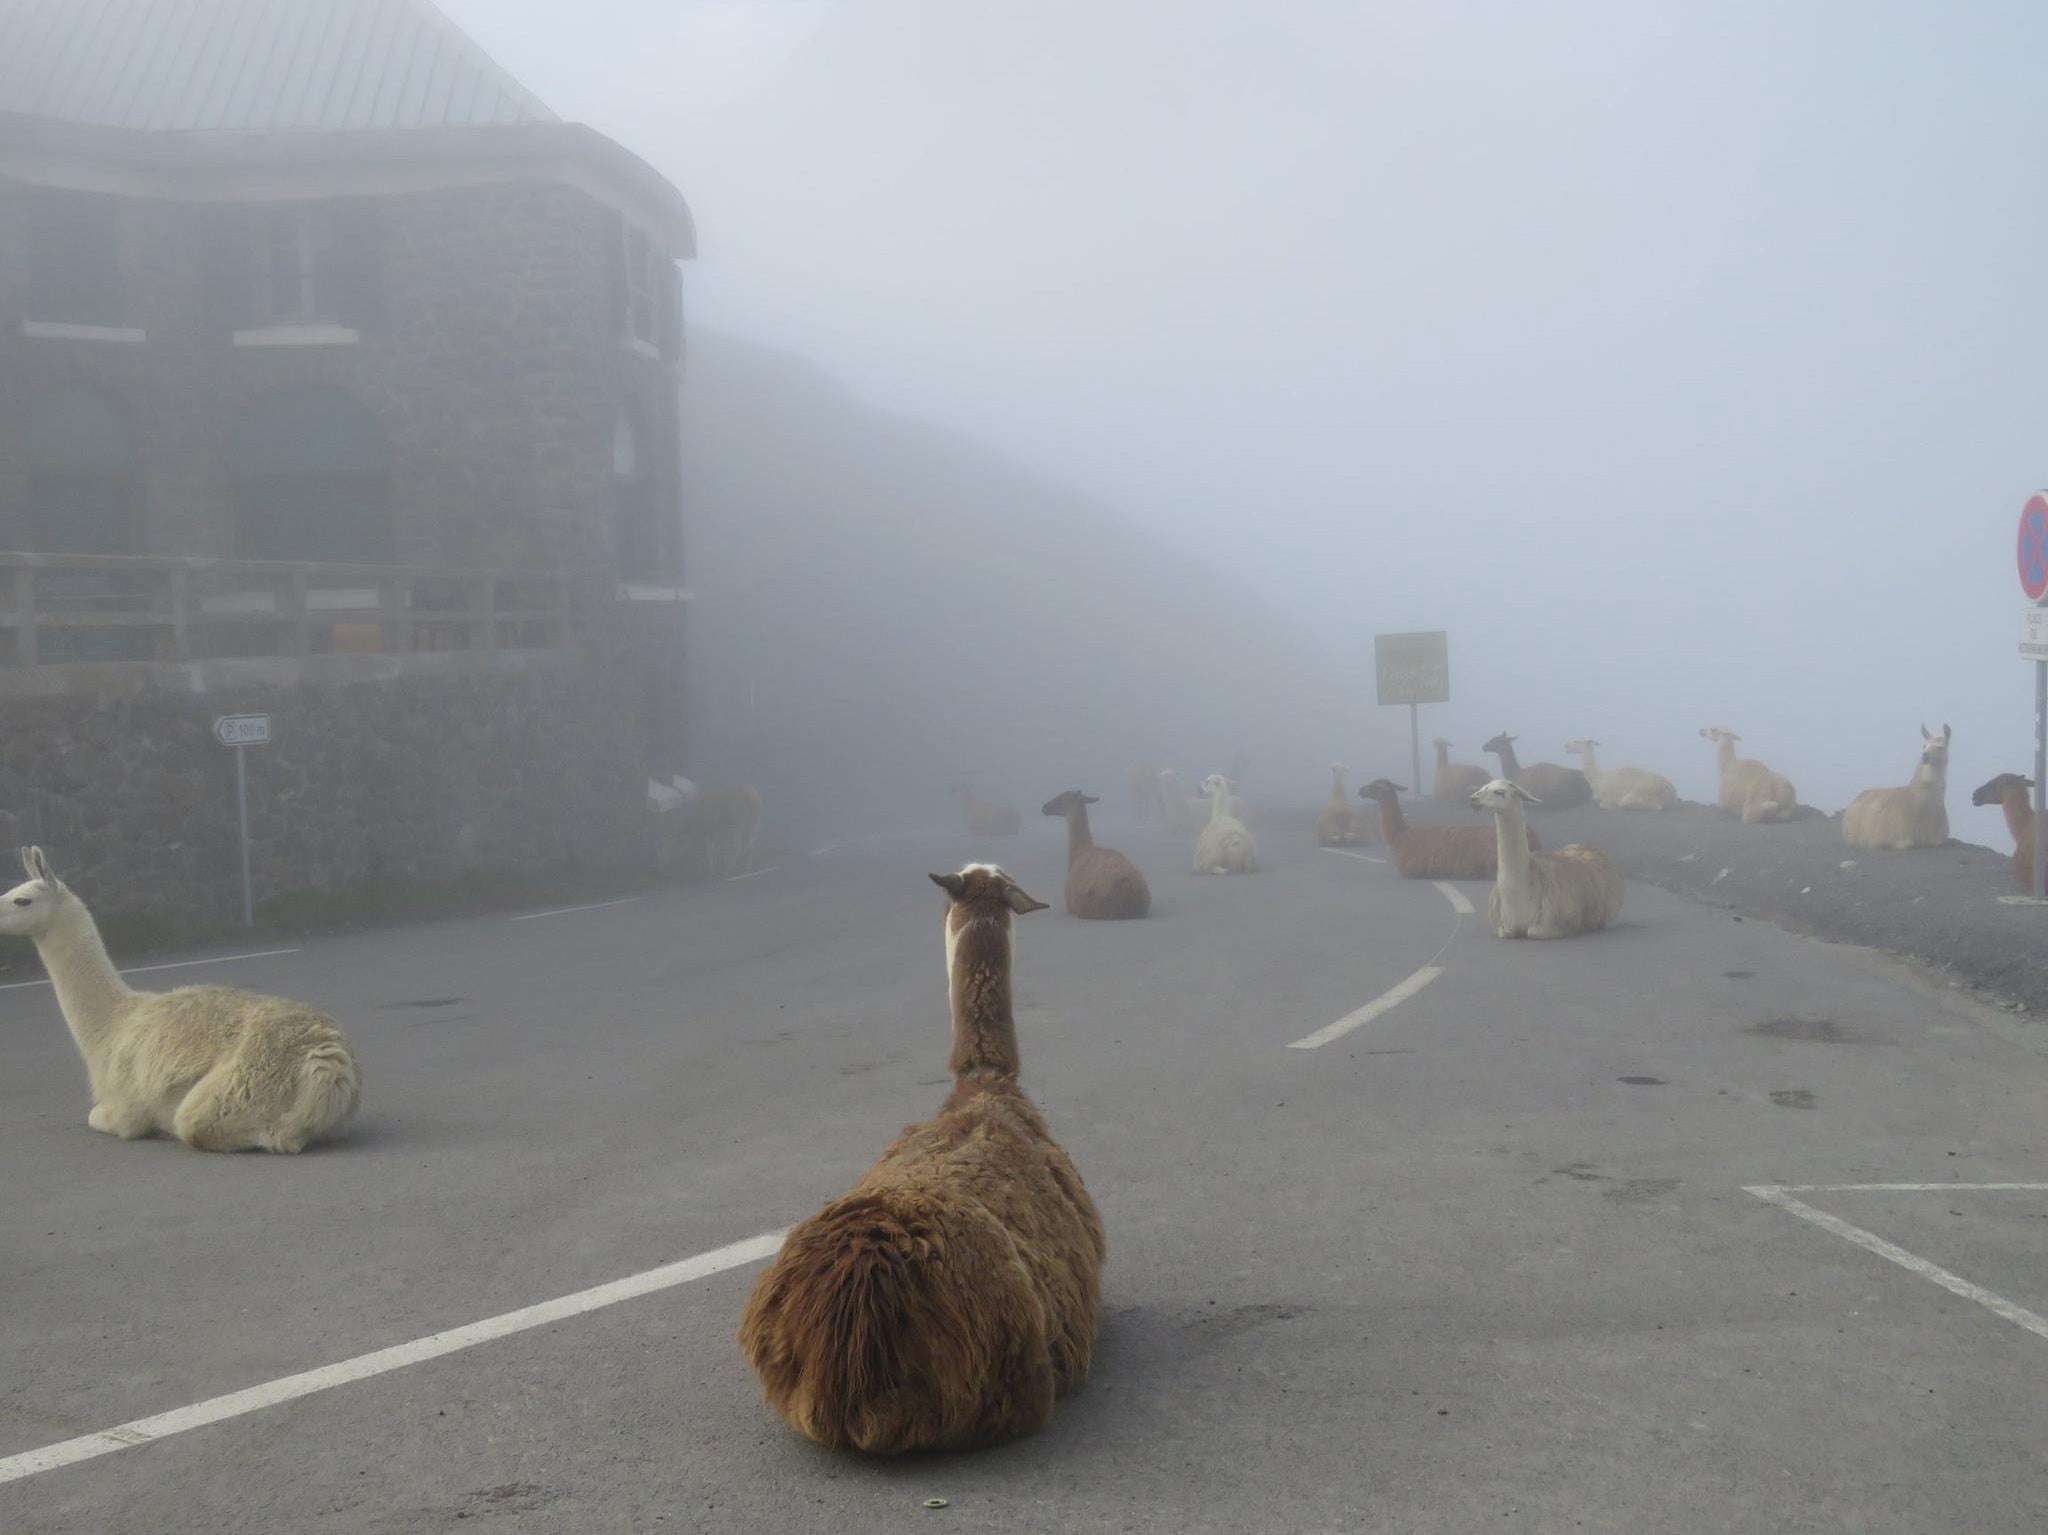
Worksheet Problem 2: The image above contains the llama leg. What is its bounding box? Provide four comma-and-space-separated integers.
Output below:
170, 1066, 267, 1153
88, 1100, 157, 1139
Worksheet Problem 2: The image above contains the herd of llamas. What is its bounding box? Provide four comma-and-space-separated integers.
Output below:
1, 709, 2036, 1460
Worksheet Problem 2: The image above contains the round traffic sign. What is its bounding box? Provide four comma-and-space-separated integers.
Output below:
2022, 493, 2048, 603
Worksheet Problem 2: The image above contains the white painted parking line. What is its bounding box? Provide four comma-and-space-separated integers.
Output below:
510, 897, 641, 922
1320, 848, 1387, 865
0, 1229, 787, 1487
1432, 881, 1476, 915
725, 866, 781, 883
1745, 1185, 2048, 1344
1288, 965, 1444, 1050
0, 948, 301, 992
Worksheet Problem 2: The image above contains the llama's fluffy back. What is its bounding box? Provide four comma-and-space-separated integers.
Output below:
1488, 845, 1623, 938
1390, 822, 1539, 880
1842, 786, 1947, 850
1316, 802, 1368, 847
104, 985, 360, 1151
1433, 763, 1489, 804
738, 1083, 1104, 1453
1065, 845, 1151, 919
1516, 763, 1593, 809
1598, 767, 1677, 811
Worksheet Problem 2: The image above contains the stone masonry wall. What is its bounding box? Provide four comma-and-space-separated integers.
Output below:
0, 645, 676, 938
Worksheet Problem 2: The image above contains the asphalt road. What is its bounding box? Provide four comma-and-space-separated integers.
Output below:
4, 813, 2047, 1534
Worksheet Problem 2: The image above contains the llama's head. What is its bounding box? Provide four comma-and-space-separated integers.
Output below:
1920, 723, 1952, 770
1157, 768, 1178, 785
1040, 790, 1098, 817
1198, 772, 1233, 801
0, 847, 67, 939
1972, 773, 2034, 806
1563, 738, 1599, 757
1431, 737, 1453, 750
1470, 778, 1540, 814
1700, 726, 1737, 745
929, 863, 1047, 917
1481, 732, 1516, 756
1357, 778, 1408, 803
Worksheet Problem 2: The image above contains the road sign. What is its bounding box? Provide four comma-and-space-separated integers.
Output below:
214, 713, 271, 747
2023, 607, 2048, 660
2021, 493, 2048, 602
1375, 631, 1449, 706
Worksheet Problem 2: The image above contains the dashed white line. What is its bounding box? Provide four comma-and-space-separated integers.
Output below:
1288, 964, 1444, 1050
1745, 1185, 2048, 1344
1432, 881, 1476, 915
1320, 847, 1387, 865
725, 866, 781, 883
510, 897, 642, 922
0, 948, 301, 992
0, 1229, 787, 1486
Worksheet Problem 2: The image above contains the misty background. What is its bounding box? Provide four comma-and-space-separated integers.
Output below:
443, 0, 2046, 840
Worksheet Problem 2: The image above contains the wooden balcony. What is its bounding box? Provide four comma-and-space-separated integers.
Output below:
0, 552, 576, 668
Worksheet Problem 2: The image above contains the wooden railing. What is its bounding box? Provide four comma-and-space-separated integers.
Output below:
0, 552, 575, 668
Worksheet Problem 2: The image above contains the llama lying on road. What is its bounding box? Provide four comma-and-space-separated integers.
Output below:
1193, 772, 1258, 874
738, 864, 1104, 1453
1043, 791, 1151, 918
1470, 781, 1622, 939
1700, 727, 1797, 824
1316, 764, 1370, 847
1482, 732, 1592, 809
1357, 778, 1538, 880
0, 848, 360, 1152
1431, 740, 1490, 805
1843, 725, 1950, 851
1563, 739, 1677, 811
1973, 772, 2037, 889
951, 784, 1022, 838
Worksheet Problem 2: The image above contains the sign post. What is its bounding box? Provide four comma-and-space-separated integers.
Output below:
2020, 495, 2048, 900
1374, 631, 1450, 796
214, 714, 271, 925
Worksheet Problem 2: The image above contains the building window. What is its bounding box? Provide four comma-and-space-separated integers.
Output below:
203, 203, 383, 333
26, 191, 124, 327
25, 381, 137, 554
612, 406, 677, 579
229, 385, 394, 564
609, 215, 679, 356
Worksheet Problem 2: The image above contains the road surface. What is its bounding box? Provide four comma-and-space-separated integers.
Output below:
3, 816, 2046, 1533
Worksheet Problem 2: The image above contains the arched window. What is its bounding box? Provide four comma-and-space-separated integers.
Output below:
26, 381, 136, 553
230, 385, 392, 563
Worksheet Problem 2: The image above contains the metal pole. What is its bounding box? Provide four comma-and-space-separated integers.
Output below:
1410, 702, 1422, 799
235, 744, 253, 926
2035, 659, 2046, 901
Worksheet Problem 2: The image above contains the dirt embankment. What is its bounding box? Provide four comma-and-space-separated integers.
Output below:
1492, 799, 2048, 1014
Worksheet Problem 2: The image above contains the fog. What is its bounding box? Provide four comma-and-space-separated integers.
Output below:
449, 0, 2048, 840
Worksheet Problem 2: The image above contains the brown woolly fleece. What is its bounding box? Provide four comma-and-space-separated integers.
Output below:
1358, 779, 1539, 880
1482, 733, 1593, 810
737, 866, 1105, 1454
1042, 791, 1150, 919
1973, 773, 2037, 889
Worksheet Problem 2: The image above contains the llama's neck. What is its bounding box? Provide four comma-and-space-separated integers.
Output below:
1577, 744, 1601, 778
1433, 741, 1450, 771
1716, 736, 1737, 773
1063, 801, 1095, 855
945, 911, 1021, 1079
1207, 786, 1232, 828
1492, 800, 1534, 890
1327, 767, 1347, 806
2002, 786, 2036, 844
1912, 756, 1948, 797
1494, 741, 1522, 777
1372, 792, 1407, 844
35, 898, 132, 1066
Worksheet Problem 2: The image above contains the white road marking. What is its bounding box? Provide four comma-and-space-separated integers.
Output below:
1288, 964, 1444, 1050
809, 840, 843, 857
725, 866, 781, 883
510, 897, 641, 922
0, 948, 301, 992
1320, 847, 1387, 865
0, 1229, 787, 1487
1432, 881, 1476, 915
1769, 1182, 2048, 1194
1745, 1186, 2048, 1344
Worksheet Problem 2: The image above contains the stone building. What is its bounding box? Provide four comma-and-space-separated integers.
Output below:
0, 0, 696, 934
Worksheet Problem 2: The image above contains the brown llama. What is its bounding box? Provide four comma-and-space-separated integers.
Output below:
1972, 772, 2037, 889
1357, 778, 1538, 880
1042, 791, 1151, 918
949, 784, 1022, 837
1481, 732, 1592, 810
737, 864, 1105, 1454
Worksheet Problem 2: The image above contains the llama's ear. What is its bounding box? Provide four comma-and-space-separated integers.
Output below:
1514, 784, 1542, 804
24, 846, 50, 882
929, 872, 966, 901
1083, 794, 1099, 805
1921, 723, 1931, 741
1943, 723, 1952, 741
1002, 882, 1050, 915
